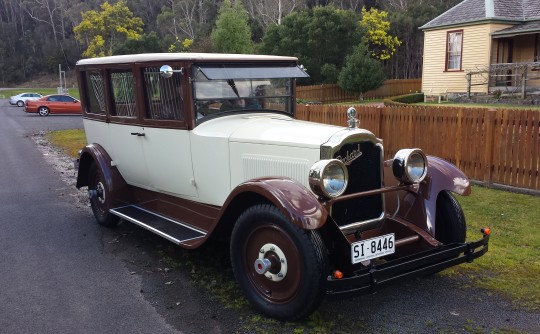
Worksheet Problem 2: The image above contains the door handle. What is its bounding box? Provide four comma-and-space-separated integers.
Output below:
130, 132, 145, 137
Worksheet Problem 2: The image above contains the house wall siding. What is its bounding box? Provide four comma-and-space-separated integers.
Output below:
422, 23, 513, 94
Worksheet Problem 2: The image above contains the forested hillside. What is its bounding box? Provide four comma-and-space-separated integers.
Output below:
0, 0, 459, 85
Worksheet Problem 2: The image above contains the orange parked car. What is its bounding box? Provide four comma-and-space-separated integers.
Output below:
24, 94, 82, 116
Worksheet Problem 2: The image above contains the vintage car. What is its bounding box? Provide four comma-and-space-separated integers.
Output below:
74, 53, 489, 320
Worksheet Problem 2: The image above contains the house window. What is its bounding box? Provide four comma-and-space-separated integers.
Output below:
446, 30, 463, 71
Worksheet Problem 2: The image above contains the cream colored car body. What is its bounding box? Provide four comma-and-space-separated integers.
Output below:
84, 113, 356, 206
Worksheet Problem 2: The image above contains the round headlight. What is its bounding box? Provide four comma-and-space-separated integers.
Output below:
309, 159, 349, 199
392, 148, 428, 184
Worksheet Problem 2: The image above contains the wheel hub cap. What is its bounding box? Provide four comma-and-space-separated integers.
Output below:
255, 243, 287, 282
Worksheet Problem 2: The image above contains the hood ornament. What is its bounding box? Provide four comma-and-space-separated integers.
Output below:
347, 107, 359, 129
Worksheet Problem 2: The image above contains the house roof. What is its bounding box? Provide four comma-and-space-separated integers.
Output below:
420, 0, 540, 30
491, 20, 540, 37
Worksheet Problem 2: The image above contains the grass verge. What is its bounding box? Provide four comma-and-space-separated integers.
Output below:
45, 129, 87, 158
452, 185, 540, 310
1, 88, 80, 99
416, 101, 540, 109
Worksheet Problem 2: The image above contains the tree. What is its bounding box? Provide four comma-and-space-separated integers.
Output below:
74, 1, 144, 58
338, 43, 385, 100
112, 32, 165, 55
360, 7, 400, 60
260, 6, 363, 84
243, 0, 300, 27
211, 0, 252, 53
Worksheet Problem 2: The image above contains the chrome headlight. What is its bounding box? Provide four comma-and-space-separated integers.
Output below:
392, 148, 428, 184
309, 159, 349, 198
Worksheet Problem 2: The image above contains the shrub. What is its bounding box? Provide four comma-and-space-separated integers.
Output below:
384, 92, 424, 105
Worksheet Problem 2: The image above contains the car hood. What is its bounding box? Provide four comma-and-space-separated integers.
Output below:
194, 113, 344, 148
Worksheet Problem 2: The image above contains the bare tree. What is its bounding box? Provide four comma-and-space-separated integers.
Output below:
22, 0, 63, 45
244, 0, 300, 27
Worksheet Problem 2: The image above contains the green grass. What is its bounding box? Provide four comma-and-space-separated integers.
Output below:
452, 185, 540, 310
45, 129, 87, 158
1, 88, 80, 99
416, 101, 540, 109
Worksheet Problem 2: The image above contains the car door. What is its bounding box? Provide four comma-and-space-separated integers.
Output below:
138, 64, 198, 198
107, 68, 152, 189
44, 95, 59, 114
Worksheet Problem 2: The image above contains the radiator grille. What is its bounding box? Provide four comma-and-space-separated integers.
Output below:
331, 141, 383, 227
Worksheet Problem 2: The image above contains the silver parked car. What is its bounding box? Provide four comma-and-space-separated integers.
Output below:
9, 92, 42, 107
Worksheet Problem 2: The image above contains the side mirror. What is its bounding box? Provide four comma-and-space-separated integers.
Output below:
160, 65, 183, 78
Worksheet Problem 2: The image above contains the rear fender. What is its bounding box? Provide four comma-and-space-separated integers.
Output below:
384, 156, 470, 236
76, 144, 129, 206
221, 177, 328, 230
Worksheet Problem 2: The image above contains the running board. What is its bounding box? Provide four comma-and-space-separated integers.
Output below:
110, 205, 206, 245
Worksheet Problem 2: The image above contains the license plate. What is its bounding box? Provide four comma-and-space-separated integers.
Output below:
351, 233, 395, 264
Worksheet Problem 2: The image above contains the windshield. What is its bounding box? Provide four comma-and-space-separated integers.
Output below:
193, 64, 305, 122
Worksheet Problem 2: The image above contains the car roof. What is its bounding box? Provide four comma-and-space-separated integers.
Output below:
76, 53, 299, 66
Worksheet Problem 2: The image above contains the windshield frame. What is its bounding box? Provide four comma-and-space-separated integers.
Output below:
191, 63, 305, 124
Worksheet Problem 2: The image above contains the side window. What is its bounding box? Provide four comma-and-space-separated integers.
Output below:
83, 70, 106, 114
142, 67, 184, 120
446, 30, 463, 71
109, 69, 136, 118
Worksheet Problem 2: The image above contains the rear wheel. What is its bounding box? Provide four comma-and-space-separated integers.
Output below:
88, 162, 119, 227
230, 204, 328, 320
435, 191, 466, 244
38, 106, 50, 116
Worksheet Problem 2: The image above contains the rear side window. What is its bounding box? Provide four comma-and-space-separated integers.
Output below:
142, 67, 184, 120
109, 69, 137, 118
83, 70, 106, 115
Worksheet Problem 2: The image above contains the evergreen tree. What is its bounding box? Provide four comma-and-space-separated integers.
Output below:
338, 43, 385, 100
211, 0, 253, 54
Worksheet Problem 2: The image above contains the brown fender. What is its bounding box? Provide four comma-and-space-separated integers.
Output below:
384, 155, 471, 235
76, 144, 130, 207
221, 177, 328, 230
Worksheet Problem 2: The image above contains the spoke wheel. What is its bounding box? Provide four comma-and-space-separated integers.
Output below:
88, 162, 119, 227
17, 100, 24, 107
38, 107, 49, 116
230, 204, 328, 320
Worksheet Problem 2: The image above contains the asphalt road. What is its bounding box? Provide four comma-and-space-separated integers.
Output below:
0, 99, 538, 333
0, 102, 178, 333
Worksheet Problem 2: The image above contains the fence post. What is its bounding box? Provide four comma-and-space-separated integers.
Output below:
483, 108, 496, 186
456, 108, 463, 169
377, 105, 384, 138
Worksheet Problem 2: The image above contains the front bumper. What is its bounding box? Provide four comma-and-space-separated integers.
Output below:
326, 234, 489, 296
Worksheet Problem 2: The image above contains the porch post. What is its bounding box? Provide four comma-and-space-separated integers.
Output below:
521, 64, 527, 99
466, 73, 471, 98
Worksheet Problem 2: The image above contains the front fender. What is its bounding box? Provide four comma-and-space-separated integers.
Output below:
222, 177, 328, 230
384, 156, 470, 235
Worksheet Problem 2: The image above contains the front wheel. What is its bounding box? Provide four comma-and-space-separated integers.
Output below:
38, 106, 50, 116
230, 204, 328, 320
435, 191, 466, 244
88, 162, 119, 227
17, 100, 24, 107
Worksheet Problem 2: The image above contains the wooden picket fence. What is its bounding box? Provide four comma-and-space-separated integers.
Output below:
296, 79, 422, 103
296, 104, 540, 192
